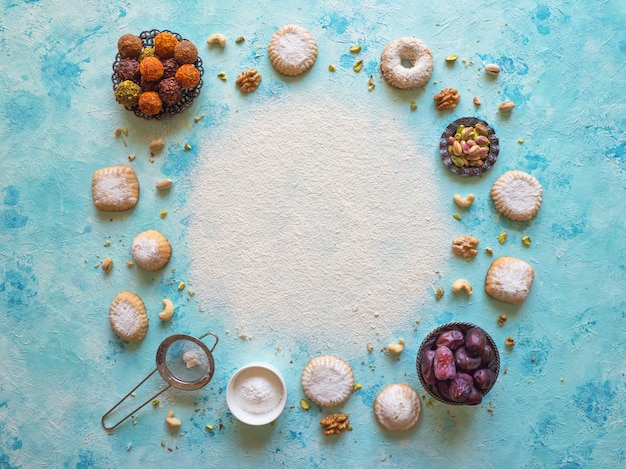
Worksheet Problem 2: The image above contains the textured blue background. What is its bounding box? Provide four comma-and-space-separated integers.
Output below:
1, 0, 625, 467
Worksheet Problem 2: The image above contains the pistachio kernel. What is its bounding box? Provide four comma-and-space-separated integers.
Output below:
498, 232, 507, 244
328, 64, 336, 72
445, 55, 458, 62
435, 286, 444, 301
349, 45, 362, 53
522, 236, 532, 246
235, 36, 245, 44
353, 60, 363, 72
410, 101, 417, 111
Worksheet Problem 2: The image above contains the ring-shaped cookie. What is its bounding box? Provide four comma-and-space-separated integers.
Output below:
380, 37, 434, 89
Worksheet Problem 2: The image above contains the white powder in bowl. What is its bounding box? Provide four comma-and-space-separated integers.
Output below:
236, 375, 283, 415
188, 96, 448, 351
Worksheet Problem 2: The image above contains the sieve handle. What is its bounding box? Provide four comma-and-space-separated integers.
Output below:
101, 369, 172, 431
198, 331, 219, 352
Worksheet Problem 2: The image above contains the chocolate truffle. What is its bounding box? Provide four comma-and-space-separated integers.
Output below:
174, 40, 198, 65
117, 34, 142, 58
175, 64, 200, 88
116, 58, 140, 82
140, 77, 160, 93
138, 47, 156, 62
154, 32, 178, 59
138, 91, 163, 116
114, 80, 142, 108
158, 77, 183, 105
162, 57, 179, 80
139, 56, 164, 82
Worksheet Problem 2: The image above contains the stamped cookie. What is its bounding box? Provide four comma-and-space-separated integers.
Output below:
131, 229, 172, 271
301, 355, 354, 407
109, 290, 148, 342
374, 383, 421, 431
380, 37, 434, 89
491, 170, 543, 221
268, 24, 318, 77
92, 165, 139, 212
485, 256, 535, 304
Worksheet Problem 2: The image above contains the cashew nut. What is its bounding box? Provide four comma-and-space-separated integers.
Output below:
388, 338, 405, 354
453, 193, 475, 208
452, 278, 473, 295
158, 299, 175, 321
165, 410, 181, 428
207, 33, 226, 47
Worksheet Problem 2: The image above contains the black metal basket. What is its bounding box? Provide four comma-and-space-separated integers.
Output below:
439, 117, 499, 177
416, 322, 500, 405
111, 29, 204, 120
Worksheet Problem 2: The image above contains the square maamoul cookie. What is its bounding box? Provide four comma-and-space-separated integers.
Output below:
92, 165, 139, 212
485, 256, 535, 304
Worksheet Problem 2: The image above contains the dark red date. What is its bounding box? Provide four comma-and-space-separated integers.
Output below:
473, 369, 496, 390
455, 346, 482, 371
465, 327, 486, 356
449, 373, 474, 402
421, 350, 436, 385
465, 386, 483, 405
436, 330, 465, 351
434, 346, 456, 380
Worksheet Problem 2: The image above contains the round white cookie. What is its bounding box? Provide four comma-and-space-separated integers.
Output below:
491, 170, 543, 221
301, 355, 354, 407
485, 256, 535, 304
374, 383, 421, 431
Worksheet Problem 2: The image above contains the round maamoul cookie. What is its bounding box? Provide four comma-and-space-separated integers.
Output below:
490, 170, 543, 221
374, 383, 421, 431
380, 37, 434, 89
268, 24, 318, 77
301, 355, 354, 407
109, 290, 148, 342
485, 256, 535, 304
131, 229, 172, 271
92, 165, 140, 212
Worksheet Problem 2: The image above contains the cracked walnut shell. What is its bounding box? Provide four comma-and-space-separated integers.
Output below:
236, 68, 262, 93
320, 413, 351, 435
452, 235, 480, 259
434, 87, 460, 110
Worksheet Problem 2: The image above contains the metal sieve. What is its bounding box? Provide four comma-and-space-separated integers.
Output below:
102, 332, 218, 431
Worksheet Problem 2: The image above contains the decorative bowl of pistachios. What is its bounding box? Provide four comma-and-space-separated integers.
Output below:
439, 117, 499, 177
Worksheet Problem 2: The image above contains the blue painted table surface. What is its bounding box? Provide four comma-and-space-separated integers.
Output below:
1, 0, 625, 468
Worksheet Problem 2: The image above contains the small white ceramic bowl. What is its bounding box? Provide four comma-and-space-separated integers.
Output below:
226, 363, 287, 425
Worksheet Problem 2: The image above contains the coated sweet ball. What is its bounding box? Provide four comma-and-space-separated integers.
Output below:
139, 56, 164, 82
138, 91, 163, 116
140, 77, 160, 93
138, 47, 156, 62
117, 33, 142, 58
162, 57, 179, 80
114, 80, 142, 108
116, 58, 140, 82
174, 40, 198, 65
158, 77, 183, 105
175, 64, 200, 88
154, 31, 178, 58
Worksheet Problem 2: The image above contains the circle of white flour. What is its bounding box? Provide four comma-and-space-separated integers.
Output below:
188, 97, 447, 353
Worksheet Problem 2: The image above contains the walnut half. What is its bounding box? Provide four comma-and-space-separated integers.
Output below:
235, 68, 262, 93
320, 413, 351, 435
452, 235, 480, 259
434, 87, 460, 110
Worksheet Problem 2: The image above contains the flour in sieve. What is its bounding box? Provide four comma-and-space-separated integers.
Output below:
187, 96, 449, 351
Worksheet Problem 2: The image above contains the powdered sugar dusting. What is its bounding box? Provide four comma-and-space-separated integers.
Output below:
187, 97, 448, 351
131, 237, 160, 268
110, 300, 142, 336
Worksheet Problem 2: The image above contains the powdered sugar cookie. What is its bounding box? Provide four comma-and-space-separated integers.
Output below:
301, 355, 354, 407
380, 37, 434, 89
485, 256, 535, 304
268, 24, 318, 77
491, 170, 543, 221
374, 383, 421, 431
92, 165, 139, 212
109, 290, 148, 342
131, 230, 172, 271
